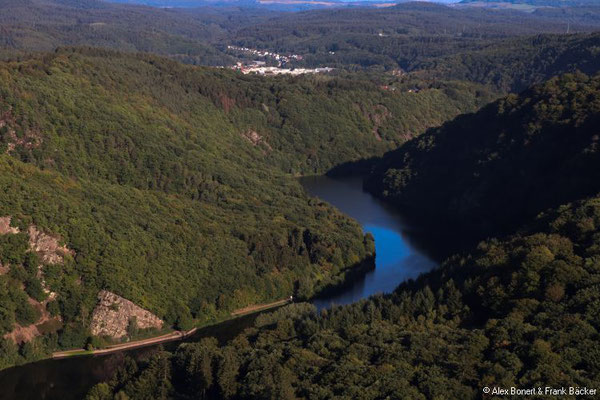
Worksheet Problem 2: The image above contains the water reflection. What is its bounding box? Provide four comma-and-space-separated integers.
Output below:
0, 174, 441, 400
0, 313, 262, 400
300, 175, 438, 309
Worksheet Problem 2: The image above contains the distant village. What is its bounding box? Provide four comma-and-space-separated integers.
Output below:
226, 45, 334, 76
226, 45, 304, 64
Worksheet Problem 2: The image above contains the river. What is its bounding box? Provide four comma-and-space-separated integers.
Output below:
0, 175, 438, 400
300, 175, 437, 309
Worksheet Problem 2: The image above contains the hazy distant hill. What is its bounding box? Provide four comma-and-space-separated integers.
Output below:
413, 33, 600, 91
0, 0, 246, 65
461, 0, 600, 5
2, 0, 600, 70
107, 0, 460, 8
230, 3, 600, 80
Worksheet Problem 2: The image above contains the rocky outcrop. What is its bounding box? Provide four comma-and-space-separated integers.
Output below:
0, 216, 19, 235
0, 263, 9, 275
28, 226, 73, 265
0, 217, 73, 265
90, 290, 163, 339
368, 104, 391, 142
27, 226, 74, 299
0, 217, 67, 343
0, 217, 74, 298
241, 130, 272, 151
1, 108, 42, 154
353, 103, 392, 142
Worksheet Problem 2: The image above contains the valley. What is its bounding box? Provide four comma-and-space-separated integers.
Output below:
0, 172, 439, 400
0, 46, 492, 372
0, 0, 600, 398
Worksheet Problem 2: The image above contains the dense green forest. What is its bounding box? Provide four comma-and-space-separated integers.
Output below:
413, 33, 600, 92
87, 194, 600, 399
0, 152, 370, 368
366, 73, 600, 240
1, 0, 600, 394
3, 0, 600, 80
0, 47, 493, 177
0, 0, 246, 65
228, 4, 600, 78
85, 72, 600, 400
0, 46, 493, 369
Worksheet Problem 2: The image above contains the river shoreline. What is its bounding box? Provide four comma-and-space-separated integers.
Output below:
50, 297, 293, 360
0, 175, 439, 400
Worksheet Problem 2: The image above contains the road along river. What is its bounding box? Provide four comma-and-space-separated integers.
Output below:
0, 175, 440, 400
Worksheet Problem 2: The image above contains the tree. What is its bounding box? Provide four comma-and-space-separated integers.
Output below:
127, 316, 139, 339
176, 338, 220, 398
85, 383, 113, 400
217, 347, 240, 399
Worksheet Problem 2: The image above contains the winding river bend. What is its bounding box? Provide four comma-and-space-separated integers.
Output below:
300, 175, 437, 309
0, 175, 438, 400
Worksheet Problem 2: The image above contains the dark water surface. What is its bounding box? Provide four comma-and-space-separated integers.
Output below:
300, 175, 438, 309
0, 312, 263, 400
0, 175, 438, 400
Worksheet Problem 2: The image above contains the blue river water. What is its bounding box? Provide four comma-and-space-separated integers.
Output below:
299, 175, 437, 309
0, 174, 439, 400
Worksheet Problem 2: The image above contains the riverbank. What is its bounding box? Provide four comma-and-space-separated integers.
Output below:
52, 328, 198, 359
231, 297, 292, 316
0, 175, 440, 400
52, 297, 292, 359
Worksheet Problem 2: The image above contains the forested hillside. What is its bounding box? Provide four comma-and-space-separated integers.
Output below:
414, 33, 600, 92
1, 0, 600, 391
0, 47, 493, 177
86, 72, 600, 400
460, 0, 600, 6
88, 195, 600, 399
0, 47, 493, 369
367, 72, 600, 241
3, 0, 600, 81
230, 4, 600, 76
0, 0, 248, 65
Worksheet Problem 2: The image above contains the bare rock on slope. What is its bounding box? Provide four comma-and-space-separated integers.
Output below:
1, 108, 42, 154
0, 216, 19, 235
0, 263, 9, 275
241, 130, 272, 151
90, 290, 163, 339
28, 226, 74, 265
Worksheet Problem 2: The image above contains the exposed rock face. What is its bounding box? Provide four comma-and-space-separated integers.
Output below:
0, 108, 42, 154
26, 226, 73, 299
354, 103, 392, 142
0, 216, 19, 235
0, 263, 9, 275
90, 290, 163, 339
368, 104, 391, 142
0, 217, 73, 265
28, 226, 73, 265
0, 217, 66, 343
242, 130, 272, 151
243, 130, 262, 145
219, 93, 235, 113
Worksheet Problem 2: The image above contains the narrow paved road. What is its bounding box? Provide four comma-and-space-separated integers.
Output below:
53, 297, 291, 359
230, 297, 292, 316
53, 329, 197, 359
